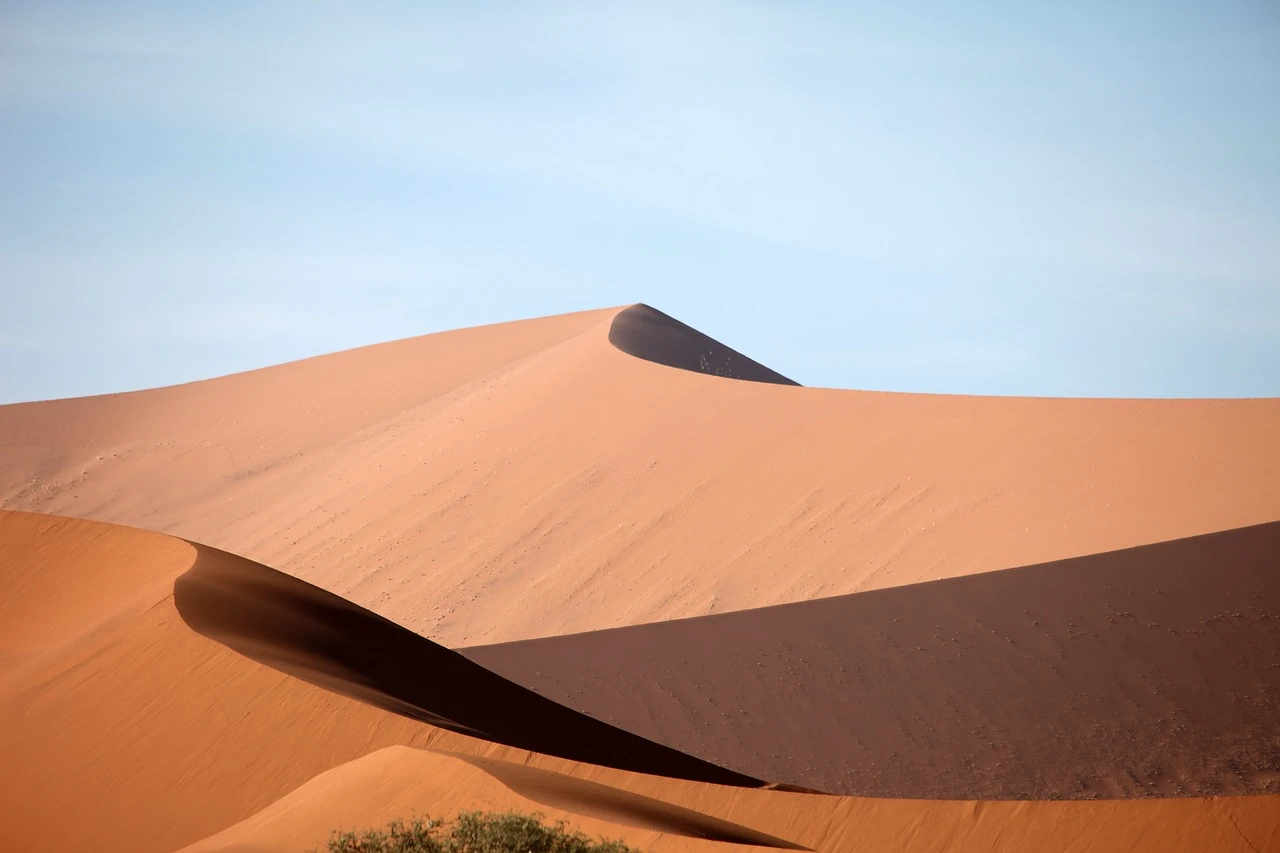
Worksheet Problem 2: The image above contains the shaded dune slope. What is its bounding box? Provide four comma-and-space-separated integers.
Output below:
3, 306, 1277, 646
174, 543, 762, 788
467, 521, 1280, 800
607, 303, 799, 385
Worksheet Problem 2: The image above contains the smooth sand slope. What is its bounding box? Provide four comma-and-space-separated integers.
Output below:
469, 521, 1280, 799
4, 511, 1277, 853
3, 305, 1278, 649
179, 748, 804, 853
183, 746, 1280, 853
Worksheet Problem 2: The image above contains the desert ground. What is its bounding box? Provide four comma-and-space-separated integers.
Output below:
1, 304, 1277, 851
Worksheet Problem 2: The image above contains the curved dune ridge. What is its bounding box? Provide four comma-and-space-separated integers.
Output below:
467, 521, 1280, 799
3, 510, 1278, 853
0, 510, 785, 852
173, 542, 762, 788
179, 746, 1280, 853
2, 305, 1277, 650
607, 303, 800, 385
179, 748, 807, 853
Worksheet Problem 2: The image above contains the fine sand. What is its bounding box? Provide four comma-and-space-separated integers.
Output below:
3, 511, 1277, 853
181, 745, 1280, 853
2, 305, 1279, 852
2, 305, 1278, 648
468, 521, 1280, 799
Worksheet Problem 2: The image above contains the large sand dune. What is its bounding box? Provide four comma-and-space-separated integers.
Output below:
3, 510, 1277, 853
174, 537, 760, 787
2, 305, 1277, 649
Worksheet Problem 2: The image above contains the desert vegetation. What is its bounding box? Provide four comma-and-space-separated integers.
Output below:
321, 811, 638, 853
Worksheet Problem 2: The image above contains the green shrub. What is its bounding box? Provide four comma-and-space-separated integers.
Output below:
322, 811, 638, 853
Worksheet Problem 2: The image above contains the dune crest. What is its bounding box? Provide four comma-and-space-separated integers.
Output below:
607, 303, 799, 385
174, 543, 762, 788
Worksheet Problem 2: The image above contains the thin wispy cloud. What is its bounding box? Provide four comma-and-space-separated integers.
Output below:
1, 1, 1277, 400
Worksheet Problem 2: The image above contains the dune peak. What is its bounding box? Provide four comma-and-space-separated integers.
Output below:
608, 304, 800, 385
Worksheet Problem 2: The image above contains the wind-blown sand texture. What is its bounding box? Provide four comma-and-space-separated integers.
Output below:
2, 304, 1278, 851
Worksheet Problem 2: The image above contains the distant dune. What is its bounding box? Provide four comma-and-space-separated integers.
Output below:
3, 511, 1276, 853
2, 304, 1277, 649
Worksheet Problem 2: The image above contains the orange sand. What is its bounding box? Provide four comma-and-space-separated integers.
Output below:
2, 511, 1277, 853
2, 305, 1277, 647
2, 305, 1278, 852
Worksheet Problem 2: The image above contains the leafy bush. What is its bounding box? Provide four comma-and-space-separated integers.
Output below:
322, 811, 638, 853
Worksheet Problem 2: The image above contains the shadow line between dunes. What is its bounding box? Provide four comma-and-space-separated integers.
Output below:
172, 544, 769, 793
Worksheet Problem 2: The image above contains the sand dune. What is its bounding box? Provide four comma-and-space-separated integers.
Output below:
2, 305, 1277, 648
469, 521, 1280, 798
0, 511, 436, 852
180, 747, 804, 853
183, 745, 1280, 853
0, 510, 771, 851
174, 540, 760, 787
5, 510, 1277, 853
2, 304, 1278, 851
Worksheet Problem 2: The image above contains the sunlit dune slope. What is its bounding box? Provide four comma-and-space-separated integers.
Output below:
469, 521, 1280, 799
2, 304, 1278, 647
0, 511, 731, 851
2, 511, 1277, 853
179, 747, 802, 853
184, 746, 1280, 853
0, 510, 775, 852
0, 510, 431, 853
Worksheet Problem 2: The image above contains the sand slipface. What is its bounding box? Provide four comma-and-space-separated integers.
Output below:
1, 304, 1278, 647
607, 304, 800, 385
174, 544, 762, 787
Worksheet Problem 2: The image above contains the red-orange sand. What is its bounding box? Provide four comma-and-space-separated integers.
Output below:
2, 306, 1277, 647
1, 511, 1276, 853
2, 304, 1278, 851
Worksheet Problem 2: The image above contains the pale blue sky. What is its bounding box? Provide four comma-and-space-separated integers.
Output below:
2, 1, 1277, 402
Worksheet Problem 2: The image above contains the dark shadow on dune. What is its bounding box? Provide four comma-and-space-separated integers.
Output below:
608, 304, 800, 385
445, 752, 810, 849
467, 521, 1280, 801
172, 546, 766, 790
